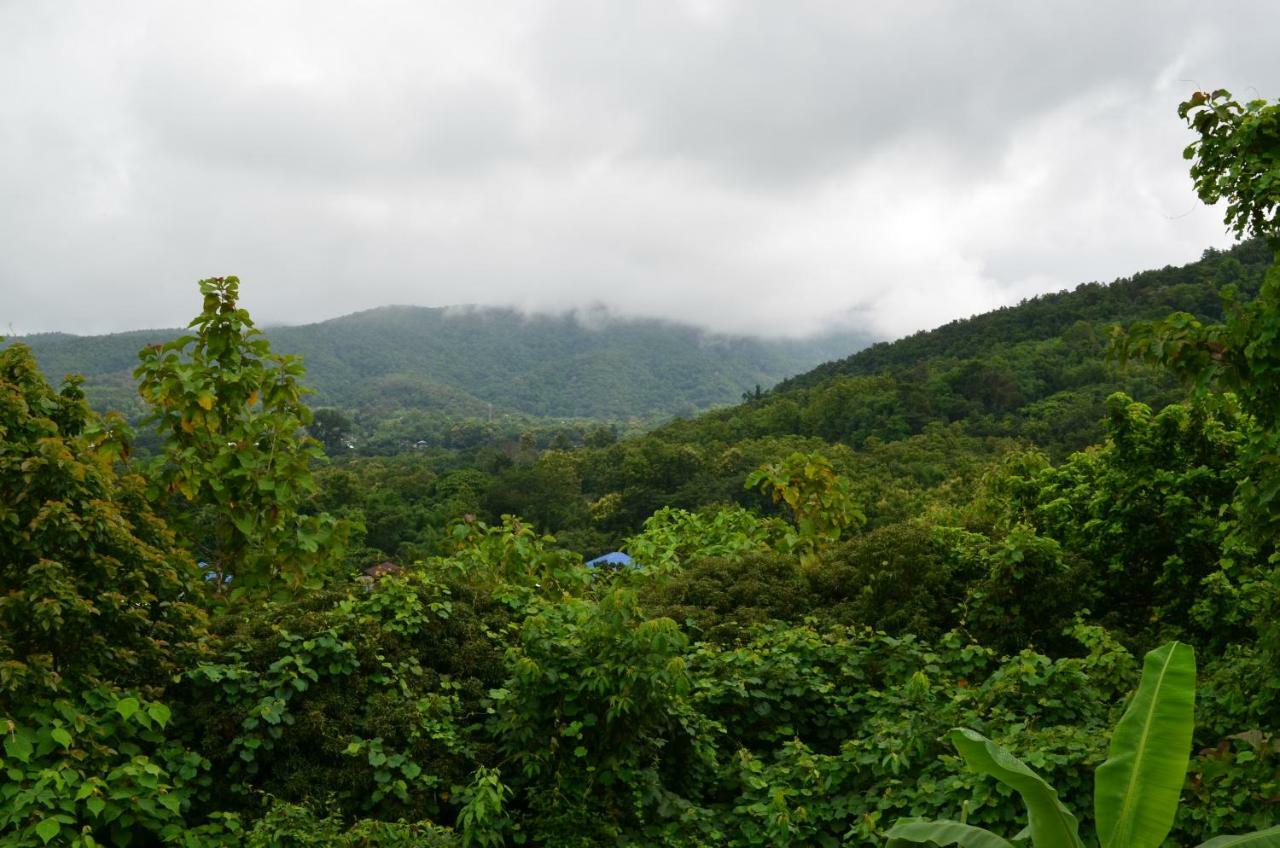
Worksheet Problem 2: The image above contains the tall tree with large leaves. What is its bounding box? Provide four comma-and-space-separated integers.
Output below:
136, 276, 348, 595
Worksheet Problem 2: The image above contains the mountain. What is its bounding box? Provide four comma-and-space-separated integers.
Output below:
10, 305, 873, 422
495, 238, 1276, 538
644, 238, 1273, 457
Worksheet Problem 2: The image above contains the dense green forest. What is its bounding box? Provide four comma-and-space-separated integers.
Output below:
10, 306, 871, 429
310, 235, 1273, 564
1, 90, 1278, 847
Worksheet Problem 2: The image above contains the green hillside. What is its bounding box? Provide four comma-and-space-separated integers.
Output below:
11, 306, 872, 422
400, 237, 1272, 547
655, 238, 1273, 456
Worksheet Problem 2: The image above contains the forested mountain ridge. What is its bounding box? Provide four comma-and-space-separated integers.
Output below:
779, 238, 1271, 392
641, 238, 1273, 461
11, 305, 873, 422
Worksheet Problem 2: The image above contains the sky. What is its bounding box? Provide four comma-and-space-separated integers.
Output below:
2, 1, 1278, 340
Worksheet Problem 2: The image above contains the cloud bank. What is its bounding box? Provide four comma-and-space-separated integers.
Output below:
2, 1, 1277, 338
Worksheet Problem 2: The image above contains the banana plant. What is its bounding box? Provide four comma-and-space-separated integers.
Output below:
887, 642, 1280, 848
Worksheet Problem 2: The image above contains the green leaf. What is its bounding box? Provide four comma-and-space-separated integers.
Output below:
3, 732, 33, 763
50, 728, 72, 748
949, 729, 1084, 848
86, 796, 106, 817
147, 703, 172, 728
1196, 826, 1280, 847
1095, 641, 1196, 848
115, 697, 140, 720
887, 818, 1016, 847
35, 819, 61, 844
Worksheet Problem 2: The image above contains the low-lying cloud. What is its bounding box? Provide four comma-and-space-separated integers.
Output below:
2, 1, 1277, 339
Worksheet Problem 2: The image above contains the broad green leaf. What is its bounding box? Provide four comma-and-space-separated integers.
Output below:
4, 731, 33, 763
1095, 641, 1196, 848
147, 703, 172, 728
1196, 826, 1280, 847
35, 819, 61, 844
50, 728, 72, 748
115, 697, 140, 720
950, 729, 1084, 848
887, 818, 1016, 847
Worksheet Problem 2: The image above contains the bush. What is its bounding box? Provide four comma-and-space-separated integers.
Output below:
640, 551, 813, 643
810, 521, 969, 639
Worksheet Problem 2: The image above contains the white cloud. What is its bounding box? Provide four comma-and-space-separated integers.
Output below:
0, 1, 1275, 338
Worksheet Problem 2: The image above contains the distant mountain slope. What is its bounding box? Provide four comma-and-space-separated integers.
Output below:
643, 239, 1272, 458
778, 239, 1271, 393
11, 306, 873, 422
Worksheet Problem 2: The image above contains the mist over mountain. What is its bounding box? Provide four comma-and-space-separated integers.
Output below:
11, 304, 874, 422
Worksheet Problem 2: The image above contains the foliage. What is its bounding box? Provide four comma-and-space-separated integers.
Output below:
1118, 91, 1280, 547
1180, 90, 1280, 241
178, 798, 459, 847
964, 393, 1273, 655
808, 522, 968, 640
177, 567, 503, 826
488, 589, 714, 845
135, 276, 348, 593
889, 642, 1280, 848
950, 523, 1090, 656
0, 342, 208, 846
308, 407, 354, 455
623, 506, 789, 572
639, 551, 812, 644
746, 451, 865, 562
444, 515, 590, 606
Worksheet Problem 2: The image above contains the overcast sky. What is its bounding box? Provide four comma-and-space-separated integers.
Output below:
2, 2, 1277, 339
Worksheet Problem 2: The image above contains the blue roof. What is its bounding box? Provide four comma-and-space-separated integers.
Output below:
586, 551, 634, 568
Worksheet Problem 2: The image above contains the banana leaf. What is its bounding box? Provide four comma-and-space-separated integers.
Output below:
886, 818, 1016, 847
950, 729, 1084, 848
1196, 826, 1280, 847
1094, 641, 1196, 848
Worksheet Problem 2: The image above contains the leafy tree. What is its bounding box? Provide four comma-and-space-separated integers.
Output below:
135, 276, 348, 593
623, 505, 788, 572
0, 342, 208, 845
1120, 90, 1280, 544
488, 590, 713, 846
1000, 394, 1260, 648
746, 451, 865, 562
179, 568, 501, 830
1182, 90, 1280, 241
639, 551, 813, 643
809, 521, 970, 640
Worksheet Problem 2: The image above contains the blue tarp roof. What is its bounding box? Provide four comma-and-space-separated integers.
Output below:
586, 551, 634, 568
